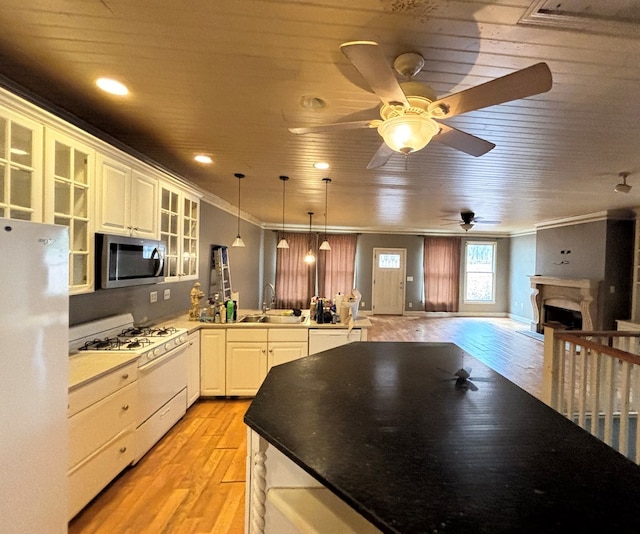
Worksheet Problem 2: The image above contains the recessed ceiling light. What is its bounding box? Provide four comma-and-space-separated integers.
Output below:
96, 77, 129, 96
314, 162, 330, 170
194, 154, 213, 164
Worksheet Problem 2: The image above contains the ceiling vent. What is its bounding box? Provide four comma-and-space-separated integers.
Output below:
520, 0, 640, 37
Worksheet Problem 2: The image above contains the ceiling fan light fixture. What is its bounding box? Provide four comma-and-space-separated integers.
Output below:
615, 172, 632, 193
460, 222, 475, 232
378, 115, 439, 154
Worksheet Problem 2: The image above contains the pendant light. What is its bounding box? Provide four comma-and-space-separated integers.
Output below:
232, 173, 245, 247
304, 212, 316, 264
277, 175, 290, 249
319, 177, 331, 251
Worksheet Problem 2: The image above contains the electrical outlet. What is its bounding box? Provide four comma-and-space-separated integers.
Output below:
150, 291, 158, 303
408, 302, 412, 308
164, 289, 171, 300
361, 301, 365, 307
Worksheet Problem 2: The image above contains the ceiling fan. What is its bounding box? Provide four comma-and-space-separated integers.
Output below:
442, 211, 502, 232
289, 41, 553, 169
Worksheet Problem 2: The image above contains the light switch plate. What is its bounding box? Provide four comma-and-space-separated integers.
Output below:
150, 291, 158, 303
164, 289, 171, 300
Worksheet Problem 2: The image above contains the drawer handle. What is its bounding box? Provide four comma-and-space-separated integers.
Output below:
119, 446, 127, 453
122, 404, 130, 411
122, 373, 129, 380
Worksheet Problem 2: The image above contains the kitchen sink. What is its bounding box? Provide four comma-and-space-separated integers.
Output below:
263, 315, 306, 324
238, 314, 266, 323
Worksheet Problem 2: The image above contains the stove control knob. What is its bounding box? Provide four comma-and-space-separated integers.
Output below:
165, 341, 174, 351
178, 334, 187, 344
153, 347, 161, 357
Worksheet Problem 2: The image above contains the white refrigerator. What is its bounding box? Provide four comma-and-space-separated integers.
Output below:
0, 218, 69, 533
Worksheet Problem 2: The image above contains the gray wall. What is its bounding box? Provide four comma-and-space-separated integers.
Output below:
508, 233, 536, 322
534, 218, 633, 329
70, 199, 265, 326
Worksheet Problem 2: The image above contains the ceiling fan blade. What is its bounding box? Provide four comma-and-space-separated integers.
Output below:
474, 219, 502, 225
340, 41, 410, 108
431, 62, 552, 118
433, 123, 495, 157
366, 142, 396, 169
288, 120, 377, 135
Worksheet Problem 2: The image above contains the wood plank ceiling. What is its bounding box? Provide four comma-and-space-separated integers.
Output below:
0, 0, 639, 234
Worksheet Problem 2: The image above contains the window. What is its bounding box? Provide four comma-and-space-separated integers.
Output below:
464, 242, 496, 303
378, 252, 401, 269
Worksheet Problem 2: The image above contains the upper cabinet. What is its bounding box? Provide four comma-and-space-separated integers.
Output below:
95, 154, 158, 239
160, 182, 200, 281
0, 105, 43, 222
44, 129, 95, 294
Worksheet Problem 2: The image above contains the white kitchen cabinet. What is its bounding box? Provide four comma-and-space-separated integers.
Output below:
160, 181, 200, 281
67, 361, 138, 520
186, 331, 200, 407
0, 104, 43, 222
200, 329, 226, 396
44, 129, 95, 294
96, 154, 158, 238
308, 328, 363, 355
226, 328, 268, 396
268, 328, 309, 370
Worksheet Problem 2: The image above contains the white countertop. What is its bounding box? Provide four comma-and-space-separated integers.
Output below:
68, 352, 139, 391
68, 310, 372, 390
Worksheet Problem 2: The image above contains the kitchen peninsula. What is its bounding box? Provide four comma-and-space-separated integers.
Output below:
244, 342, 640, 533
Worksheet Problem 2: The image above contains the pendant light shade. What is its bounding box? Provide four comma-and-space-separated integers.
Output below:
277, 175, 290, 249
232, 173, 245, 247
319, 177, 331, 251
304, 212, 316, 264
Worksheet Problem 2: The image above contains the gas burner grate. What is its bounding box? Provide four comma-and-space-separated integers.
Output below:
124, 338, 152, 349
152, 326, 177, 336
80, 337, 124, 351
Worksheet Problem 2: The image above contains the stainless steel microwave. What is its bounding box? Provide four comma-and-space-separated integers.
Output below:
96, 233, 166, 289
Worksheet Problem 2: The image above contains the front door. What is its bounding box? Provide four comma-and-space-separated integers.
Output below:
372, 248, 406, 315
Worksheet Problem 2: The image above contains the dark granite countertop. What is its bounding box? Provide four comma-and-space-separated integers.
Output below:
244, 341, 640, 533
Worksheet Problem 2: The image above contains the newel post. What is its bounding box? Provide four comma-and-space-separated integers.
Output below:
542, 324, 565, 408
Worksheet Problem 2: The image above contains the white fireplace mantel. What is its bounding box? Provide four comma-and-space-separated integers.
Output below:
528, 276, 601, 332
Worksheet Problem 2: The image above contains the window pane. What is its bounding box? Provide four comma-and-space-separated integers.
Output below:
465, 242, 495, 303
466, 273, 493, 301
11, 124, 32, 167
379, 253, 400, 269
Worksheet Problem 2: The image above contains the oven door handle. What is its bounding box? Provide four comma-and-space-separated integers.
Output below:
139, 343, 187, 374
151, 247, 165, 277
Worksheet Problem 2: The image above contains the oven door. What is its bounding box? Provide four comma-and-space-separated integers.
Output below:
137, 343, 188, 425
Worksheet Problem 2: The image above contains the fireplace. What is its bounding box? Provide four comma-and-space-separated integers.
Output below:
529, 276, 601, 333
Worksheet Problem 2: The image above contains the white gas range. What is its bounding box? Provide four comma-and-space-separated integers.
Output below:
69, 313, 189, 463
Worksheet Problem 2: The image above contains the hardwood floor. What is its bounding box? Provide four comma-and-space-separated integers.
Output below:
68, 316, 543, 534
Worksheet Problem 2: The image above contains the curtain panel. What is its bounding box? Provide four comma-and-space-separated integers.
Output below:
275, 233, 358, 308
317, 234, 358, 299
423, 236, 461, 312
275, 233, 315, 309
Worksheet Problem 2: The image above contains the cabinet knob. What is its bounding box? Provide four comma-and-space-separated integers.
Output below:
119, 447, 127, 454
122, 373, 129, 379
122, 404, 130, 411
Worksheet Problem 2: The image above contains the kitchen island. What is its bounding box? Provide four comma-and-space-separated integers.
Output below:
244, 341, 640, 533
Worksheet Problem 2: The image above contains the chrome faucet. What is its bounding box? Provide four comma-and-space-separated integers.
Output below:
262, 283, 275, 313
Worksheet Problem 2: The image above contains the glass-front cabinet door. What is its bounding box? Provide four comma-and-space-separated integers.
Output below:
44, 129, 95, 294
0, 106, 43, 221
182, 194, 199, 278
160, 182, 199, 281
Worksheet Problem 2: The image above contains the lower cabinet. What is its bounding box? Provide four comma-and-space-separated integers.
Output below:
268, 328, 309, 370
67, 362, 138, 520
200, 329, 226, 396
200, 327, 310, 397
185, 331, 200, 407
226, 329, 268, 396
